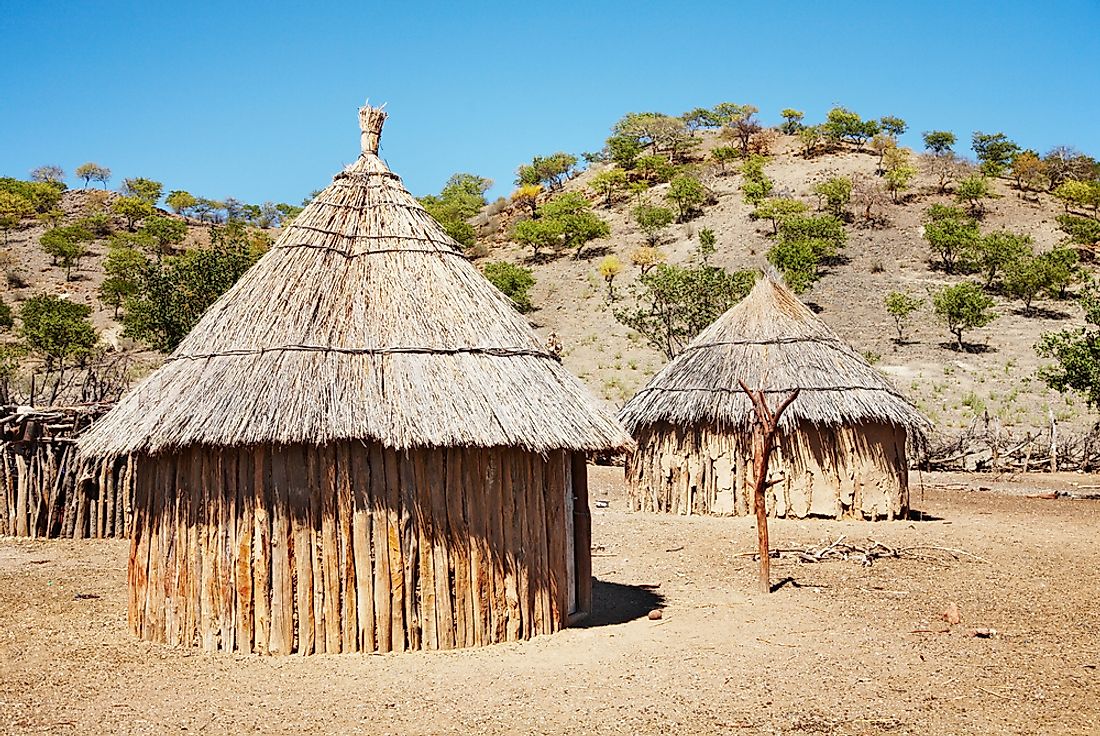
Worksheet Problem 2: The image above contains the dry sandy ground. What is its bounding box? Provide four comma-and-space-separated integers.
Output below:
1, 467, 1099, 736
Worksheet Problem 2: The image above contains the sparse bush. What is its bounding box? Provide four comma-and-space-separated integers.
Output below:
511, 184, 542, 217
0, 191, 34, 244
955, 175, 994, 215
483, 261, 536, 312
629, 246, 666, 274
665, 174, 708, 221
40, 225, 94, 280
632, 203, 676, 245
753, 197, 808, 233
973, 230, 1033, 288
885, 291, 923, 342
0, 299, 12, 330
589, 168, 628, 208
597, 255, 623, 297
1056, 214, 1100, 246
711, 146, 739, 175
813, 177, 852, 217
883, 148, 918, 202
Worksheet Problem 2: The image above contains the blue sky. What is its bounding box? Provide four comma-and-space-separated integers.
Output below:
1, 0, 1098, 204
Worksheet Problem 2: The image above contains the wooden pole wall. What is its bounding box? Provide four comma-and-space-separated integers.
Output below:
1, 441, 133, 538
625, 422, 910, 520
128, 443, 589, 654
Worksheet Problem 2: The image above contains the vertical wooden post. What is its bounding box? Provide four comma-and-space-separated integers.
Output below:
738, 380, 799, 594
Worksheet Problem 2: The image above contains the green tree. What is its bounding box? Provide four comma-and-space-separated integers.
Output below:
140, 215, 188, 260
971, 131, 1020, 177
922, 130, 957, 154
588, 168, 628, 208
515, 152, 577, 190
883, 148, 918, 202
166, 190, 198, 215
74, 162, 111, 189
121, 222, 264, 351
1056, 214, 1100, 246
19, 294, 98, 370
884, 291, 923, 343
739, 154, 773, 205
823, 107, 875, 147
766, 238, 819, 293
1053, 180, 1100, 215
606, 134, 645, 169
122, 177, 164, 205
112, 196, 155, 230
632, 203, 676, 245
798, 125, 824, 157
779, 109, 804, 135
537, 193, 610, 259
482, 261, 536, 312
30, 165, 65, 184
711, 146, 739, 174
973, 230, 1033, 288
665, 174, 707, 221
100, 242, 149, 317
955, 174, 994, 215
419, 172, 492, 250
753, 197, 809, 233
1002, 254, 1054, 315
777, 214, 847, 258
634, 155, 677, 184
1042, 246, 1080, 299
0, 178, 63, 213
1037, 280, 1100, 408
879, 116, 907, 138
511, 218, 563, 260
697, 228, 717, 265
682, 107, 719, 134
0, 298, 12, 330
614, 263, 756, 358
932, 282, 996, 349
813, 177, 852, 217
39, 225, 93, 279
923, 204, 980, 273
0, 191, 34, 244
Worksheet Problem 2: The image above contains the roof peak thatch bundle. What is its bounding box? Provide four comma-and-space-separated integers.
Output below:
81, 104, 630, 457
618, 274, 929, 437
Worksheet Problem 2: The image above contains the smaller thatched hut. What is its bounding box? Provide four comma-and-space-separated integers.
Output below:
619, 275, 928, 520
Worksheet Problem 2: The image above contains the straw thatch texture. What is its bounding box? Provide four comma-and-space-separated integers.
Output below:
618, 277, 929, 436
80, 113, 628, 458
619, 275, 927, 519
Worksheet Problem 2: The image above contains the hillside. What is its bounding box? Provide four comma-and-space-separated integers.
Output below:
0, 127, 1095, 442
469, 130, 1091, 439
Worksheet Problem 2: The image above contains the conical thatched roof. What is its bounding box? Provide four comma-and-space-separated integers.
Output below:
618, 275, 929, 436
81, 104, 630, 457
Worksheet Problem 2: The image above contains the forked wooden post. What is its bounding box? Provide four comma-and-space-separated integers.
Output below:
738, 380, 799, 593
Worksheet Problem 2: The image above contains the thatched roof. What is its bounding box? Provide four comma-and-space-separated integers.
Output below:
618, 275, 929, 436
81, 104, 630, 457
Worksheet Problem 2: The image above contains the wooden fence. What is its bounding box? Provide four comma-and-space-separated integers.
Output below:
1, 404, 133, 538
922, 412, 1100, 473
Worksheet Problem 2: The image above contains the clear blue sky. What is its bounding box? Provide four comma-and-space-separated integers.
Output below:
2, 1, 1097, 204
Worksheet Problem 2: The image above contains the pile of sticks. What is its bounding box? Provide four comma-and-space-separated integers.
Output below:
740, 535, 988, 567
922, 411, 1100, 473
0, 404, 133, 538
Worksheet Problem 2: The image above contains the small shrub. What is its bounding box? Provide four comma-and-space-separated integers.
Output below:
483, 261, 536, 313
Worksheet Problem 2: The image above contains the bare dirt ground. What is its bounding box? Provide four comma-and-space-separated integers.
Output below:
2, 466, 1099, 735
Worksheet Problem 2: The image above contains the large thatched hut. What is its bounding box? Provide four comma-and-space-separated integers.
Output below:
618, 275, 928, 520
80, 104, 630, 654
